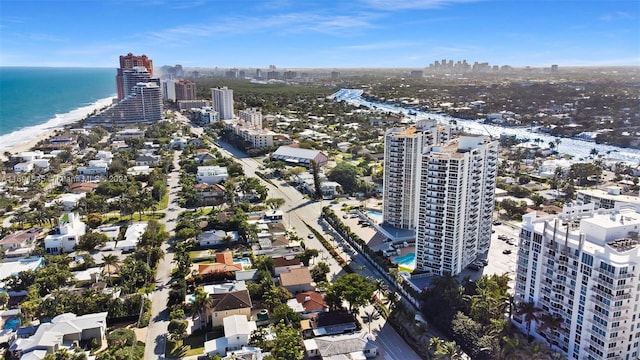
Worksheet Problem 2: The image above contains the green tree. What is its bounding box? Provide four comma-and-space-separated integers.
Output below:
272, 303, 302, 329
168, 319, 188, 341
310, 262, 330, 283
326, 273, 375, 314
328, 161, 360, 194
191, 286, 213, 329
516, 301, 542, 337
76, 232, 109, 252
265, 197, 286, 209
270, 321, 304, 360
311, 160, 323, 199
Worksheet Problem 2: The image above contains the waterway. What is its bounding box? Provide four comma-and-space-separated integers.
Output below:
333, 89, 640, 164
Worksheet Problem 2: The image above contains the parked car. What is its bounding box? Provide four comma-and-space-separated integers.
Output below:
467, 264, 481, 271
307, 233, 314, 239
493, 220, 502, 226
503, 249, 512, 255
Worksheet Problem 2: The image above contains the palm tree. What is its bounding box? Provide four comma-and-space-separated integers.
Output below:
362, 308, 380, 333
516, 301, 542, 338
538, 313, 564, 350
191, 286, 212, 330
435, 340, 464, 360
101, 254, 120, 286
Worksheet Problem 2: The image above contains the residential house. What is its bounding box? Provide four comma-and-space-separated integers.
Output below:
114, 128, 144, 140
95, 151, 113, 164
17, 151, 44, 162
310, 310, 357, 337
0, 257, 45, 295
69, 182, 98, 194
77, 160, 109, 175
127, 165, 152, 176
116, 222, 147, 252
196, 252, 245, 279
194, 152, 217, 164
207, 290, 252, 327
198, 230, 239, 248
279, 267, 314, 294
273, 256, 302, 276
263, 210, 283, 223
303, 332, 377, 359
204, 315, 257, 356
197, 166, 229, 185
0, 228, 45, 258
9, 312, 108, 358
14, 162, 34, 173
53, 193, 86, 210
195, 183, 226, 204
169, 136, 188, 149
134, 155, 159, 167
44, 213, 86, 254
287, 291, 327, 319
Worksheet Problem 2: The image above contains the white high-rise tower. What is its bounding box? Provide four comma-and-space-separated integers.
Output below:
514, 204, 640, 360
414, 135, 498, 275
211, 87, 234, 120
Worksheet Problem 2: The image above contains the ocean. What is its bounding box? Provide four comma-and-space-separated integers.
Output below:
0, 67, 117, 152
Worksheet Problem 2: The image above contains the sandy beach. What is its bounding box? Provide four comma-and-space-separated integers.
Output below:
0, 96, 116, 163
0, 129, 59, 162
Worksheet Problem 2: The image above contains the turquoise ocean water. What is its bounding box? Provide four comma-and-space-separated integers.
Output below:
0, 67, 117, 151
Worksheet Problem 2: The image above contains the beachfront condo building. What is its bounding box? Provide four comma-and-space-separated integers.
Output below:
122, 67, 159, 98
212, 87, 234, 120
116, 53, 154, 100
513, 203, 640, 360
382, 119, 452, 230
414, 135, 498, 275
86, 82, 162, 125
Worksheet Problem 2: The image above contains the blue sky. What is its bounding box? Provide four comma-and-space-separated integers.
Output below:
1, 0, 638, 68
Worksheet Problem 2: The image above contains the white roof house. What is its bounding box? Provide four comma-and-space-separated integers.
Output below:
198, 230, 239, 247
303, 332, 377, 359
0, 257, 45, 294
17, 151, 44, 162
116, 222, 147, 252
204, 315, 257, 356
9, 312, 108, 358
53, 193, 86, 210
44, 213, 86, 254
14, 162, 34, 173
197, 166, 229, 185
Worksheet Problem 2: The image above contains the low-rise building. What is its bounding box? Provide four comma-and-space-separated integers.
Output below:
271, 146, 329, 168
134, 155, 159, 167
13, 162, 34, 173
114, 128, 144, 140
9, 312, 107, 358
303, 332, 377, 359
273, 256, 302, 276
0, 228, 45, 258
577, 186, 640, 212
207, 290, 252, 327
204, 315, 257, 356
279, 267, 314, 294
198, 230, 239, 248
197, 166, 229, 185
116, 222, 147, 252
44, 213, 86, 254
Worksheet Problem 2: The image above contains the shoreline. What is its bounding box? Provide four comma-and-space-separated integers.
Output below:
0, 96, 116, 162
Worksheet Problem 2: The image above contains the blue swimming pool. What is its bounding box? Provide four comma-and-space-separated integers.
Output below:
394, 252, 416, 268
233, 257, 252, 269
3, 317, 20, 330
367, 210, 383, 223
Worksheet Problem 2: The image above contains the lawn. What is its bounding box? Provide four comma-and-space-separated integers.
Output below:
157, 192, 170, 210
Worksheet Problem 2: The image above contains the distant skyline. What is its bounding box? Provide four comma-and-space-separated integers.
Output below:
1, 0, 639, 69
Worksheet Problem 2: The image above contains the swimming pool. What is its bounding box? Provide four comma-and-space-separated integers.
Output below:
394, 252, 416, 269
366, 210, 383, 223
3, 317, 20, 330
233, 257, 252, 269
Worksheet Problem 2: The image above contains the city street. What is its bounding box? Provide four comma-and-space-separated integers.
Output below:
144, 150, 183, 360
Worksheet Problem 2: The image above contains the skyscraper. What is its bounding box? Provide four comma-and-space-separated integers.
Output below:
211, 87, 234, 120
87, 82, 162, 126
382, 119, 451, 230
122, 67, 153, 98
116, 53, 154, 100
175, 79, 197, 101
414, 135, 498, 275
514, 203, 640, 360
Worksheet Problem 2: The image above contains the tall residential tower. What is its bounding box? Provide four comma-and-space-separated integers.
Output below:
211, 87, 234, 120
116, 53, 154, 100
514, 204, 640, 360
414, 135, 498, 275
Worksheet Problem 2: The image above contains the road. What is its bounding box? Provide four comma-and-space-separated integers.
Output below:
144, 150, 184, 360
205, 128, 422, 360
